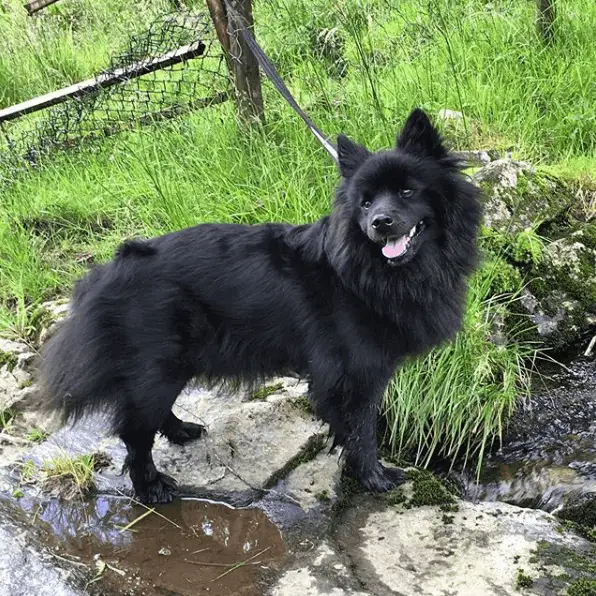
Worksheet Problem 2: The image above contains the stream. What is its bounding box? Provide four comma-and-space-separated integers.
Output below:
460, 344, 596, 512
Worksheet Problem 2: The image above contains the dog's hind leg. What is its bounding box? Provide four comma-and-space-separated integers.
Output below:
117, 374, 192, 503
119, 422, 178, 504
159, 412, 206, 445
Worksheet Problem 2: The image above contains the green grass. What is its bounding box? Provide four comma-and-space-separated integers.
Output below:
0, 0, 593, 470
383, 264, 537, 476
0, 408, 17, 432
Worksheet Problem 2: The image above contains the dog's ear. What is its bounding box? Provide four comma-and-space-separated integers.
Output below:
337, 134, 370, 179
396, 108, 447, 159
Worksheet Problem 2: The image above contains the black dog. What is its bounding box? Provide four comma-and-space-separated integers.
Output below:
38, 108, 482, 503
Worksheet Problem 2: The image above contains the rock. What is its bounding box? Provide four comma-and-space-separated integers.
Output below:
473, 159, 574, 234
438, 108, 464, 121
282, 450, 342, 510
10, 377, 330, 502
335, 498, 595, 596
37, 299, 70, 345
475, 160, 596, 348
454, 150, 499, 167
519, 288, 587, 346
270, 542, 369, 596
542, 228, 596, 311
0, 338, 36, 412
0, 502, 85, 596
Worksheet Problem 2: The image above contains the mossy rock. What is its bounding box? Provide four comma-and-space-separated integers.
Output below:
539, 225, 596, 312
474, 160, 575, 235
474, 158, 596, 348
557, 494, 596, 543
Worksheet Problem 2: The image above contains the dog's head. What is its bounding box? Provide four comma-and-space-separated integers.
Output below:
333, 108, 469, 267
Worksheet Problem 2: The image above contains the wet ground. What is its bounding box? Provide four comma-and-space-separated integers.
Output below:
460, 345, 596, 512
8, 495, 287, 596
1, 345, 595, 594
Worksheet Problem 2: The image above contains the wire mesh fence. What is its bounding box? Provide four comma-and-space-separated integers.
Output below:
0, 9, 230, 183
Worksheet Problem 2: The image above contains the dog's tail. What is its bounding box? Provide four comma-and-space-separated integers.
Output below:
38, 242, 155, 425
36, 267, 110, 425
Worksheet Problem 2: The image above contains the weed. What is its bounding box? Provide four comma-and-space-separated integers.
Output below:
0, 408, 17, 432
40, 451, 111, 497
384, 267, 537, 477
248, 382, 284, 401
26, 428, 49, 443
568, 579, 596, 596
515, 569, 534, 590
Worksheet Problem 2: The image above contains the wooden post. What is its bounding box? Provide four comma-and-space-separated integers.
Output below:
537, 0, 556, 44
224, 0, 265, 124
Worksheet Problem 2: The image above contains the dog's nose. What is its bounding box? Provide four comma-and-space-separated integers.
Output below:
372, 215, 394, 232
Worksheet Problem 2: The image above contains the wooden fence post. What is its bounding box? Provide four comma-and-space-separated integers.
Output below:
211, 0, 264, 124
537, 0, 557, 44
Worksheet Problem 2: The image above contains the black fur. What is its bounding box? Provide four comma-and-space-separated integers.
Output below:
38, 108, 482, 503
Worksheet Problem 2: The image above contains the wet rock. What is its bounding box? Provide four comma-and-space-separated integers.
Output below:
270, 542, 369, 596
282, 450, 342, 510
0, 502, 85, 596
11, 378, 330, 503
336, 498, 593, 596
461, 356, 596, 512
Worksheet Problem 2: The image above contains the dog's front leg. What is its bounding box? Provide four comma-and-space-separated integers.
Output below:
341, 381, 405, 493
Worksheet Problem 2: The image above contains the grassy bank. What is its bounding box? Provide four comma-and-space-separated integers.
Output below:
1, 0, 594, 468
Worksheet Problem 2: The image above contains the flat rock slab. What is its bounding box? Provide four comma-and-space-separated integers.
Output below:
8, 378, 330, 504
334, 499, 594, 596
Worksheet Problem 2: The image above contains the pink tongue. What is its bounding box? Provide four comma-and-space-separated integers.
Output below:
382, 236, 408, 258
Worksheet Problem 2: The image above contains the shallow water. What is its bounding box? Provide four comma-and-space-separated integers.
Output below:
462, 349, 596, 511
15, 495, 287, 595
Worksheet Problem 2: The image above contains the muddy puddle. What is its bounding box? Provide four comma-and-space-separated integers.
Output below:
460, 349, 596, 512
14, 495, 287, 595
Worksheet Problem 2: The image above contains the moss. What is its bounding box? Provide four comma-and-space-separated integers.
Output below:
248, 382, 284, 401
568, 579, 596, 596
0, 350, 18, 372
442, 513, 455, 524
292, 395, 313, 414
510, 229, 545, 266
558, 499, 596, 543
515, 569, 534, 590
533, 541, 596, 577
405, 469, 458, 509
483, 254, 525, 295
18, 378, 34, 389
386, 490, 407, 507
315, 490, 330, 502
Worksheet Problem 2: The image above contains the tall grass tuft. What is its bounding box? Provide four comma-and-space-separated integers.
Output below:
383, 264, 538, 476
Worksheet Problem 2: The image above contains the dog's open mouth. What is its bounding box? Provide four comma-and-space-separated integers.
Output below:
381, 220, 425, 260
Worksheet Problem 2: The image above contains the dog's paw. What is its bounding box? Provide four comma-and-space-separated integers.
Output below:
162, 421, 206, 446
358, 464, 406, 493
134, 472, 179, 504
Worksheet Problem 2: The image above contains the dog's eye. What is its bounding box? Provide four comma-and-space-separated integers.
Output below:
401, 189, 414, 198
362, 199, 372, 209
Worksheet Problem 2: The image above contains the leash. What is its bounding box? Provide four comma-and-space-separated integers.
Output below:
224, 4, 339, 164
